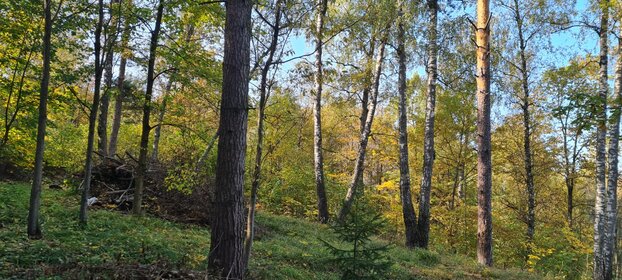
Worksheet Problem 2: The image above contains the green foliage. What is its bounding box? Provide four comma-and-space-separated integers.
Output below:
322, 197, 392, 280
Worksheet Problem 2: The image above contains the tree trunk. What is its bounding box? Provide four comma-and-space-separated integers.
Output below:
27, 0, 52, 238
207, 0, 252, 278
79, 0, 105, 224
109, 0, 133, 156
244, 0, 283, 269
475, 0, 493, 267
396, 0, 417, 249
98, 44, 114, 157
594, 2, 609, 279
151, 80, 172, 162
415, 0, 438, 249
605, 18, 622, 280
510, 0, 536, 251
337, 29, 388, 223
132, 1, 164, 215
313, 0, 330, 224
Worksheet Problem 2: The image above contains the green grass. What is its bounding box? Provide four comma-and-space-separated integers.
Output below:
0, 182, 545, 279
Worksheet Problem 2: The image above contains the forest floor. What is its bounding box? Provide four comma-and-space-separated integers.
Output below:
0, 181, 546, 279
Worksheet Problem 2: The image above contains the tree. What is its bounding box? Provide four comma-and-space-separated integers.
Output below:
132, 0, 164, 215
207, 0, 252, 277
313, 0, 330, 224
245, 0, 285, 268
474, 0, 493, 266
108, 0, 133, 156
593, 1, 608, 279
27, 0, 53, 238
337, 26, 389, 222
416, 0, 438, 249
79, 0, 105, 224
396, 0, 417, 249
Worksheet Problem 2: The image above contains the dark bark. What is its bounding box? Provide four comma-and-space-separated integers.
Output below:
396, 0, 417, 249
415, 0, 438, 249
337, 28, 389, 223
79, 0, 105, 224
594, 2, 608, 279
132, 1, 164, 215
27, 0, 53, 238
244, 0, 283, 269
313, 0, 330, 224
207, 0, 252, 278
475, 0, 493, 266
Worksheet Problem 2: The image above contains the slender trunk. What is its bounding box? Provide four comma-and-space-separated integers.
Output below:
27, 0, 52, 238
244, 0, 283, 269
511, 0, 536, 251
475, 0, 493, 266
207, 0, 252, 277
195, 130, 220, 172
604, 21, 622, 280
132, 1, 164, 215
79, 0, 105, 224
98, 45, 113, 157
337, 29, 388, 223
396, 0, 417, 249
314, 0, 330, 224
594, 2, 609, 279
2, 48, 34, 149
151, 80, 172, 162
415, 0, 438, 249
109, 0, 133, 156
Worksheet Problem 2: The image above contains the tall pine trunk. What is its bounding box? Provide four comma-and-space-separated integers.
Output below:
416, 0, 438, 249
396, 0, 417, 249
337, 29, 388, 222
244, 0, 283, 269
79, 0, 105, 224
594, 2, 609, 279
207, 0, 252, 277
313, 0, 330, 224
109, 0, 133, 156
475, 0, 493, 266
132, 1, 164, 215
27, 0, 53, 238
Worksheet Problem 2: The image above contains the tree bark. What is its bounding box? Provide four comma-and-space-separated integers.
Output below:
79, 0, 105, 224
108, 0, 133, 156
337, 28, 388, 223
415, 0, 438, 249
594, 2, 609, 279
150, 80, 172, 162
510, 0, 536, 251
396, 0, 417, 249
604, 18, 622, 280
475, 0, 493, 266
207, 0, 252, 278
27, 0, 53, 238
313, 0, 330, 224
244, 0, 283, 269
132, 1, 164, 215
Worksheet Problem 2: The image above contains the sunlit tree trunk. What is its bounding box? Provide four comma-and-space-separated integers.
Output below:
244, 0, 283, 270
396, 0, 417, 249
207, 0, 252, 277
79, 0, 105, 225
604, 15, 621, 280
475, 0, 493, 266
313, 0, 330, 224
416, 0, 438, 249
27, 0, 53, 238
337, 29, 388, 222
132, 0, 164, 215
594, 2, 609, 279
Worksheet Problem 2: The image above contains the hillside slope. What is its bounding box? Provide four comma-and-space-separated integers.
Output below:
0, 182, 544, 279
